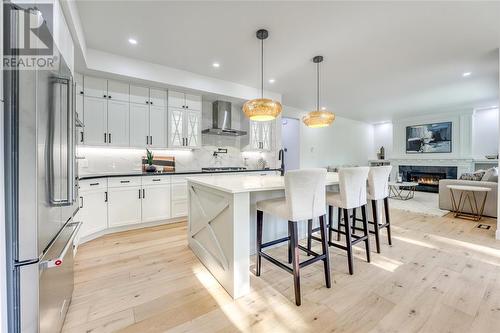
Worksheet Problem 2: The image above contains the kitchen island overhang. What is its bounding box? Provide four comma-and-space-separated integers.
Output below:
187, 173, 340, 299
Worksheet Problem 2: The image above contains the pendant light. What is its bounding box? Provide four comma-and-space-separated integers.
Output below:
302, 56, 335, 128
243, 29, 282, 121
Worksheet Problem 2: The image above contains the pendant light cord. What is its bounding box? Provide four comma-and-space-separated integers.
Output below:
316, 61, 320, 111
261, 38, 264, 99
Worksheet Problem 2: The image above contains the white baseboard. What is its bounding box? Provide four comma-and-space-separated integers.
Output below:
496, 228, 500, 240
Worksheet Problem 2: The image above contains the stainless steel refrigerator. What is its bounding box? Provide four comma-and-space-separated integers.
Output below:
4, 3, 81, 332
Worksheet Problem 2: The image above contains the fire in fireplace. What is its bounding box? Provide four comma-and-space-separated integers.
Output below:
399, 165, 458, 193
408, 171, 446, 187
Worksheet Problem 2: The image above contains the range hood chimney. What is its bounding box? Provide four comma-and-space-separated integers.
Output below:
202, 101, 247, 136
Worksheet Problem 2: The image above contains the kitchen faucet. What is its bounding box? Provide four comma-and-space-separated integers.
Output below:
278, 148, 286, 176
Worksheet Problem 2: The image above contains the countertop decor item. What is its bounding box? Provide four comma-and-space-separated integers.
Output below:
242, 29, 282, 121
145, 149, 157, 172
377, 146, 385, 160
302, 55, 335, 128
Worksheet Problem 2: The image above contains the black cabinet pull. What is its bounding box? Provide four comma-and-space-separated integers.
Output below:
108, 95, 112, 99
104, 133, 107, 143
142, 189, 145, 198
150, 101, 153, 105
120, 180, 130, 183
146, 100, 149, 104
90, 182, 99, 186
80, 196, 84, 208
146, 136, 149, 144
80, 132, 84, 143
150, 136, 153, 145
104, 191, 108, 202
152, 179, 161, 182
108, 133, 111, 143
103, 94, 107, 98
80, 91, 84, 95
138, 189, 141, 199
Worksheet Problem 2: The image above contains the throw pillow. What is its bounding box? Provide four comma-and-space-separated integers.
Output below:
459, 170, 486, 181
481, 167, 499, 182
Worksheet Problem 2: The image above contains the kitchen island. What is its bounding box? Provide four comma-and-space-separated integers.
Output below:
187, 173, 339, 299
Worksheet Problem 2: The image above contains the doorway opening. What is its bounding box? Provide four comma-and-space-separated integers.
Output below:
281, 117, 300, 171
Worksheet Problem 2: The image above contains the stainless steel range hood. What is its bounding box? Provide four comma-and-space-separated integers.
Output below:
202, 101, 247, 136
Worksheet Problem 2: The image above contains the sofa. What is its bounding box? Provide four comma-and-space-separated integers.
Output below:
439, 179, 498, 218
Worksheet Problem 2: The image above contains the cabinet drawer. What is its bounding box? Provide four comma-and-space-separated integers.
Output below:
171, 175, 188, 184
142, 175, 171, 186
171, 182, 188, 200
171, 199, 187, 218
79, 178, 107, 191
108, 177, 142, 188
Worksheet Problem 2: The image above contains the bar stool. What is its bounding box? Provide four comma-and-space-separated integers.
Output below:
326, 167, 370, 275
366, 166, 393, 253
255, 168, 330, 306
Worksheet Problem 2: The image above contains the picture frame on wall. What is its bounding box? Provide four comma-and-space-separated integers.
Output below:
406, 121, 452, 153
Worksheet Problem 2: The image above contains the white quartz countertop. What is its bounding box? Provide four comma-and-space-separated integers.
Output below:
187, 172, 340, 193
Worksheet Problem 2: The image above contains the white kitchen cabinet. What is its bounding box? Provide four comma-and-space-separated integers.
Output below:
108, 186, 142, 227
168, 108, 201, 148
168, 108, 185, 148
245, 120, 274, 151
84, 76, 107, 98
75, 73, 84, 122
107, 80, 130, 102
149, 105, 167, 147
171, 177, 188, 218
129, 103, 149, 147
107, 99, 130, 146
83, 96, 108, 146
168, 91, 186, 109
168, 91, 201, 111
130, 85, 149, 105
150, 88, 167, 107
185, 94, 202, 111
142, 184, 171, 222
78, 188, 108, 238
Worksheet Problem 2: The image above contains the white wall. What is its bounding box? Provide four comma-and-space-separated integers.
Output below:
473, 107, 499, 158
283, 106, 375, 168
373, 123, 393, 159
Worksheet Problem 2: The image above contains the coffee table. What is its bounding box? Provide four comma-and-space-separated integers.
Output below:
447, 185, 491, 221
388, 181, 418, 200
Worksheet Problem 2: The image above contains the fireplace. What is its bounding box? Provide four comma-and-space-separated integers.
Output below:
399, 165, 458, 193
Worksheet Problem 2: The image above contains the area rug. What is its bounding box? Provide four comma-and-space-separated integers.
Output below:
389, 191, 449, 217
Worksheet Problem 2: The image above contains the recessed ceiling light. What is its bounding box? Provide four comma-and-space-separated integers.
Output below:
128, 38, 138, 45
212, 62, 220, 68
462, 72, 471, 77
268, 78, 275, 84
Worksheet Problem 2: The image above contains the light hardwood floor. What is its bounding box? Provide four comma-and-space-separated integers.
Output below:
62, 209, 500, 333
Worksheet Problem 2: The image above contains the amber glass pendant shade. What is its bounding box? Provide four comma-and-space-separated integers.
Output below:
303, 55, 335, 128
302, 110, 335, 128
243, 98, 282, 121
244, 29, 282, 121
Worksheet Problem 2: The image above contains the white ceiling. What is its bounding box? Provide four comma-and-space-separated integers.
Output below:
76, 1, 500, 122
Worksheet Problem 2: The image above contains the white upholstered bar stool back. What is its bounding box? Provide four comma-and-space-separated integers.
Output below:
367, 166, 393, 253
255, 168, 331, 306
326, 167, 370, 275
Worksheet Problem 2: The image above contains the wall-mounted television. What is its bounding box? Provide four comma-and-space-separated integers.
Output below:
406, 121, 452, 153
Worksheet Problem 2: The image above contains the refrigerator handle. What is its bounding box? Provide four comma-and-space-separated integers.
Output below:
40, 222, 81, 269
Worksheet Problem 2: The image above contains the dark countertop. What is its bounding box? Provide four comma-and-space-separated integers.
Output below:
79, 168, 281, 180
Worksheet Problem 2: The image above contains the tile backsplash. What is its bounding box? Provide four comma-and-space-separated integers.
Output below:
77, 145, 278, 175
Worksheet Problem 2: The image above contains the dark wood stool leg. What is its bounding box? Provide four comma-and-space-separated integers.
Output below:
307, 219, 313, 255
289, 221, 301, 306
371, 200, 381, 254
337, 207, 342, 241
352, 208, 357, 235
319, 215, 331, 288
344, 208, 354, 275
288, 227, 292, 264
256, 210, 263, 276
361, 205, 371, 263
328, 205, 333, 242
384, 197, 392, 246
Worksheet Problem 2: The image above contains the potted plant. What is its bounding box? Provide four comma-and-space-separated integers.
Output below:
145, 149, 156, 172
